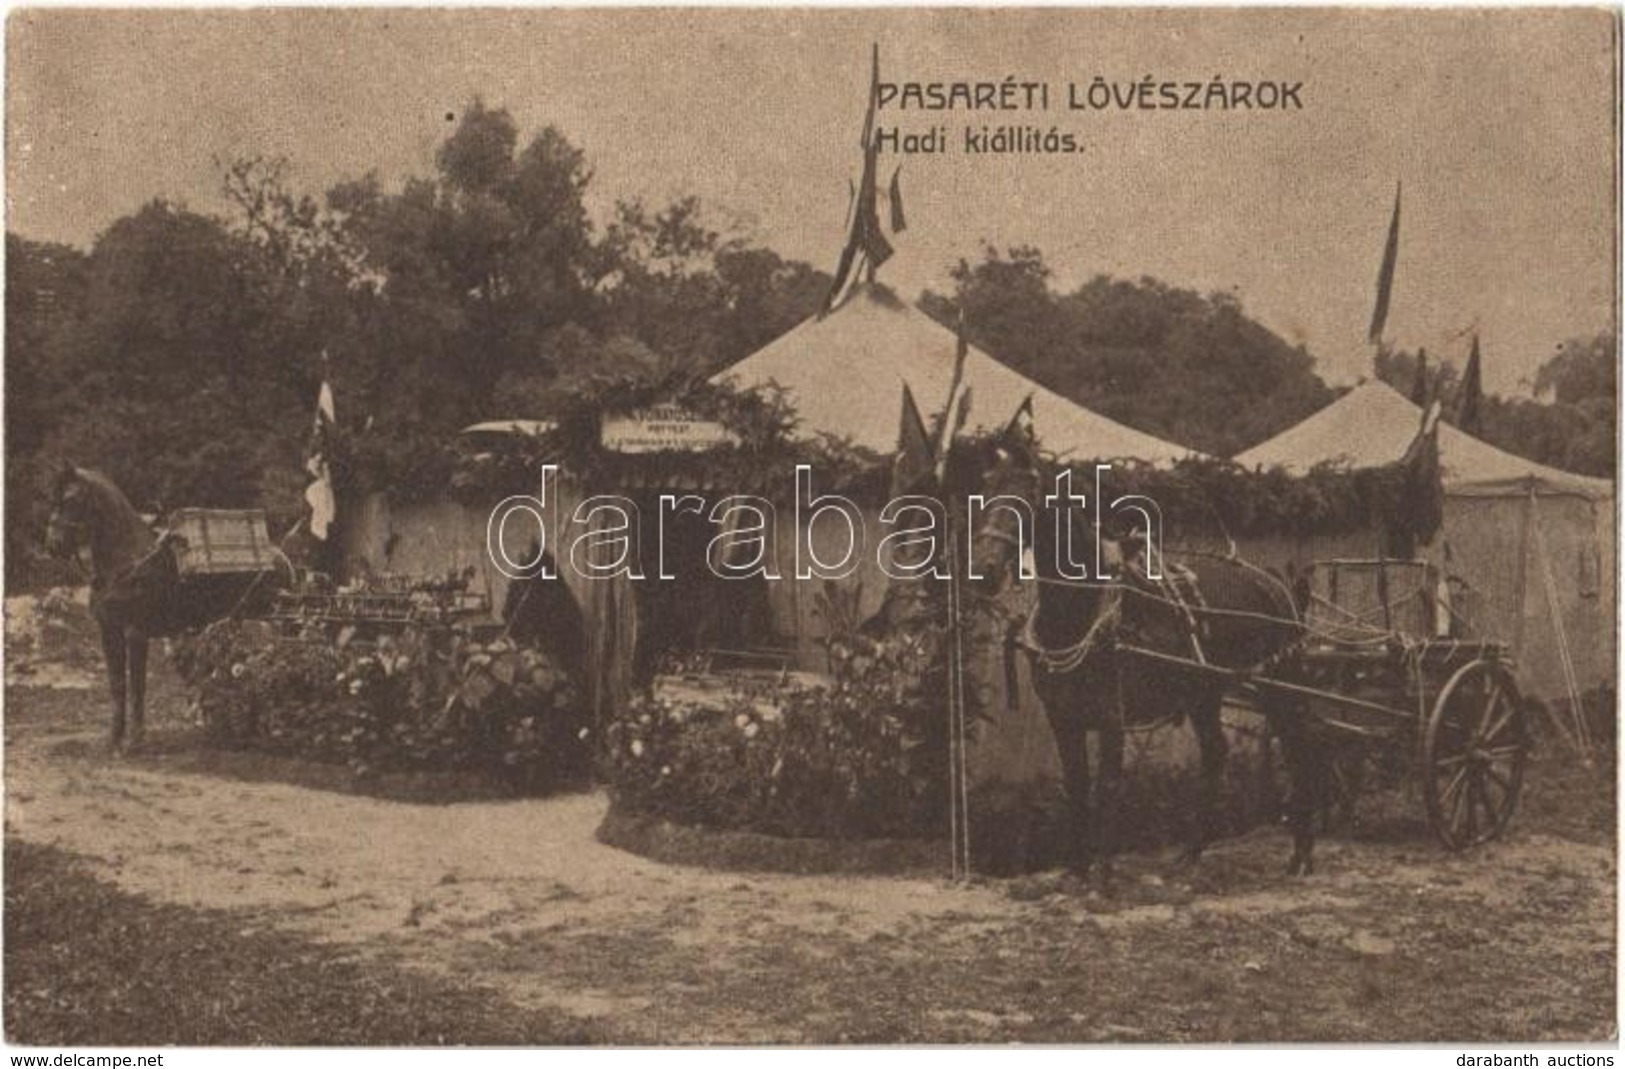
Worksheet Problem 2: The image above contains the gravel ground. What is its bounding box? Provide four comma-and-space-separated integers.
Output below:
3, 598, 1615, 1044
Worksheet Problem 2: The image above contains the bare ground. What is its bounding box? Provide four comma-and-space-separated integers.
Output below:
2, 612, 1616, 1044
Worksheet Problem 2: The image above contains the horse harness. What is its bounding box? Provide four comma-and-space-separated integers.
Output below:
1012, 560, 1212, 678
87, 532, 185, 618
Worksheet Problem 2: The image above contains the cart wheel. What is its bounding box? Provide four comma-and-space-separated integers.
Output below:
1422, 659, 1528, 850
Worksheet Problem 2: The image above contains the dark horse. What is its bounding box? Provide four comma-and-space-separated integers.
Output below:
42, 465, 276, 750
500, 544, 587, 685
967, 433, 1326, 881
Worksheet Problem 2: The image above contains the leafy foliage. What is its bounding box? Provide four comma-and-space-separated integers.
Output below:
601, 626, 954, 839
920, 246, 1336, 457
6, 99, 1611, 592
173, 620, 588, 792
1377, 335, 1615, 478
1084, 456, 1414, 538
3, 102, 829, 586
599, 568, 981, 841
489, 372, 883, 500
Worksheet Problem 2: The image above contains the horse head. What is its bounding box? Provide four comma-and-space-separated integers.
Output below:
967, 421, 1139, 658
44, 464, 94, 561
43, 464, 154, 574
964, 412, 1042, 596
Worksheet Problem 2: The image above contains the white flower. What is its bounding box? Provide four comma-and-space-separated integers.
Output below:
660, 765, 672, 777
577, 727, 590, 740
631, 739, 645, 758
734, 713, 751, 729
349, 679, 364, 695
230, 663, 247, 679
743, 722, 760, 740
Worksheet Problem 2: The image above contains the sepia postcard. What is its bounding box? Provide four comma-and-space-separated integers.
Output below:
3, 6, 1618, 1052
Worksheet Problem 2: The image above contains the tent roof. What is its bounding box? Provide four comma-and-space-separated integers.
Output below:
1235, 380, 1612, 499
710, 284, 1199, 465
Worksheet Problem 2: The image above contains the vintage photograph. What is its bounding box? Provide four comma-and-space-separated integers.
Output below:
3, 7, 1617, 1047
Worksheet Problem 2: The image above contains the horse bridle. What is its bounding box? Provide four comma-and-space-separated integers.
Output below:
45, 495, 94, 573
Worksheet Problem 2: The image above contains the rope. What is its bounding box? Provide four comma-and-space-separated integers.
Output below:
1530, 512, 1593, 757
225, 524, 306, 622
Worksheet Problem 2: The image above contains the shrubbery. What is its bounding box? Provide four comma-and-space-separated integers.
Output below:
600, 626, 957, 840
173, 620, 589, 793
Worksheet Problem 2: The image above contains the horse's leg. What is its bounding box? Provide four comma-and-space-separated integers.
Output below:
1181, 689, 1229, 865
1094, 713, 1124, 894
126, 630, 149, 750
1046, 705, 1094, 876
98, 622, 128, 751
1269, 701, 1319, 876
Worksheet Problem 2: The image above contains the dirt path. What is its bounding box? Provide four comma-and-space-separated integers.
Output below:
3, 621, 1616, 1041
6, 703, 1015, 1034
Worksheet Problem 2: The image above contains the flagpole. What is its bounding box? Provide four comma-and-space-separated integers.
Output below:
945, 514, 971, 882
946, 521, 962, 883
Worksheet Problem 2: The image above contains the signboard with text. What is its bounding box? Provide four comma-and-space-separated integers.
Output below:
600, 406, 735, 454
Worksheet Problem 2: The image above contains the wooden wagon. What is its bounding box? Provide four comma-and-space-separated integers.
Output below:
1119, 556, 1529, 850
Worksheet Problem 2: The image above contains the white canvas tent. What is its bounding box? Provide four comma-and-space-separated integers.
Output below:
711, 283, 1200, 465
1236, 380, 1615, 702
702, 283, 1204, 782
343, 286, 1201, 783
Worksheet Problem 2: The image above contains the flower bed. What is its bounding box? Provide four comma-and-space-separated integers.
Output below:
172, 620, 589, 794
600, 616, 963, 841
597, 619, 1298, 871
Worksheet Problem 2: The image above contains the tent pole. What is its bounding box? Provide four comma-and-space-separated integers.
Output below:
1514, 479, 1589, 758
1512, 479, 1534, 667
1531, 504, 1594, 762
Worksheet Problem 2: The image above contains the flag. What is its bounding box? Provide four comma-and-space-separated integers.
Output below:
1368, 182, 1402, 345
1411, 347, 1429, 407
1002, 394, 1036, 446
1459, 333, 1484, 436
823, 44, 896, 313
891, 383, 935, 496
304, 375, 337, 541
1394, 399, 1444, 552
933, 310, 972, 481
889, 165, 907, 233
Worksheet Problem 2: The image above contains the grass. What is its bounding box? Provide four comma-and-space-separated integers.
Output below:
3, 840, 604, 1046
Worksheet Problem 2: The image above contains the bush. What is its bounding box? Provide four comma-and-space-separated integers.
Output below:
173, 620, 588, 793
600, 626, 958, 840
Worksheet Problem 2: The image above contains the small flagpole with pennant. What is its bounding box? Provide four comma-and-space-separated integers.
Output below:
821, 44, 908, 315
304, 355, 337, 542
1368, 181, 1402, 354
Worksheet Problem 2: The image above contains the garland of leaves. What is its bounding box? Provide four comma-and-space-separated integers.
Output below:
333, 369, 1414, 537
446, 373, 891, 503
1069, 456, 1412, 539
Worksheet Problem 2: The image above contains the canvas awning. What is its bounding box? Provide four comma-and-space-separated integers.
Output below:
711, 283, 1200, 466
1234, 380, 1612, 500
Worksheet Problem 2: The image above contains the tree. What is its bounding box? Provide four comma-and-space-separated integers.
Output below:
33, 202, 311, 511
0, 97, 851, 587
1375, 335, 1615, 478
922, 246, 1333, 456
6, 236, 89, 586
596, 197, 829, 379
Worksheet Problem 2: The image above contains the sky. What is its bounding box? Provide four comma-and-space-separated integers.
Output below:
6, 8, 1617, 395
